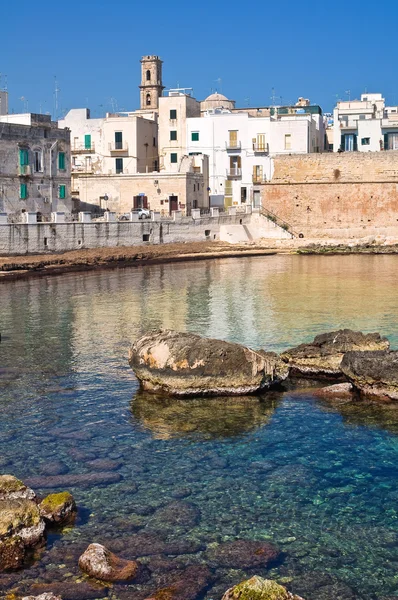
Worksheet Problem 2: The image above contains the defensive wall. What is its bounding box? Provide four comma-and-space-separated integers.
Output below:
0, 210, 290, 256
262, 152, 398, 239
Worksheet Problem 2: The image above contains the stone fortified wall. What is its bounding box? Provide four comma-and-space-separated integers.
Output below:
0, 214, 253, 256
262, 152, 398, 239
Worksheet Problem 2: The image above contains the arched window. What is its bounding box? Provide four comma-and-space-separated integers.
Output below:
146, 93, 151, 106
146, 70, 151, 82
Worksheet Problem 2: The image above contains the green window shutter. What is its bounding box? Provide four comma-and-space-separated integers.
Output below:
59, 185, 66, 199
170, 109, 177, 120
84, 134, 91, 150
353, 135, 358, 151
19, 149, 28, 166
20, 183, 27, 199
384, 133, 389, 150
171, 153, 178, 164
191, 132, 199, 142
58, 152, 65, 170
170, 130, 177, 141
115, 158, 123, 173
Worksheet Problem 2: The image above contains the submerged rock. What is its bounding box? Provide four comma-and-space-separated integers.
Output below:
206, 539, 280, 568
39, 492, 76, 523
23, 594, 62, 600
281, 329, 389, 380
78, 542, 140, 582
221, 576, 305, 600
129, 329, 288, 396
144, 565, 212, 600
312, 382, 354, 400
341, 350, 398, 401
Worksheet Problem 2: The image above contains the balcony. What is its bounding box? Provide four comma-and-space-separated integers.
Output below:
339, 119, 358, 129
72, 143, 95, 154
18, 165, 31, 176
382, 114, 398, 128
225, 141, 241, 151
226, 168, 242, 178
252, 175, 266, 184
109, 142, 128, 154
72, 165, 94, 174
253, 143, 269, 154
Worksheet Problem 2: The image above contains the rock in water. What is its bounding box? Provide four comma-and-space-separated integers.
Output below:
129, 330, 288, 396
222, 576, 305, 600
23, 595, 62, 600
39, 492, 76, 523
0, 498, 45, 570
0, 474, 36, 501
341, 350, 398, 400
281, 329, 389, 380
78, 542, 139, 582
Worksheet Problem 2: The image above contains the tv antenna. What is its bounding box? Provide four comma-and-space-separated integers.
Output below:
54, 76, 60, 120
214, 77, 222, 93
270, 87, 278, 106
345, 89, 351, 101
19, 96, 28, 113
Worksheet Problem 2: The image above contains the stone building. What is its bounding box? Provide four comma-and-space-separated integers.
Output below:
0, 113, 71, 220
139, 55, 165, 110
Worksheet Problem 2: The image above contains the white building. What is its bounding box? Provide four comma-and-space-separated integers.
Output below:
186, 101, 325, 208
333, 93, 398, 152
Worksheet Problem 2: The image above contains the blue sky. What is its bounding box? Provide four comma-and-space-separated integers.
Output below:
2, 0, 398, 118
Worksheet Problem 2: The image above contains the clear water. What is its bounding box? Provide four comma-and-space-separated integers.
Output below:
1, 255, 398, 600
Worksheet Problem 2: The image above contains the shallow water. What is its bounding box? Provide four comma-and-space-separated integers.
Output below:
1, 255, 398, 599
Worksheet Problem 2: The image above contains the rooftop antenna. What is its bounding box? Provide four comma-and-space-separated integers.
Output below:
19, 96, 28, 113
54, 76, 60, 120
110, 97, 118, 112
270, 87, 278, 106
244, 97, 250, 106
214, 78, 222, 93
345, 89, 351, 101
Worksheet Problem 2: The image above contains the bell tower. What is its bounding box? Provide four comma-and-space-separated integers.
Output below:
139, 55, 165, 110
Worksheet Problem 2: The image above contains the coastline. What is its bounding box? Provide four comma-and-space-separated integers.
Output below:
2, 240, 398, 282
0, 242, 279, 282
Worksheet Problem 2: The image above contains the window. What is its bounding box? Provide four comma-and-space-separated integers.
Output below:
19, 148, 29, 166
170, 153, 178, 164
58, 152, 65, 170
253, 165, 263, 182
58, 185, 66, 199
153, 137, 156, 147
146, 93, 151, 106
146, 70, 151, 81
115, 131, 123, 150
386, 133, 398, 150
115, 158, 123, 173
170, 109, 177, 120
20, 183, 27, 199
224, 180, 233, 207
228, 130, 238, 148
170, 130, 177, 141
284, 134, 292, 150
33, 150, 42, 172
361, 138, 370, 146
344, 134, 357, 151
256, 133, 266, 151
84, 134, 91, 150
191, 132, 199, 142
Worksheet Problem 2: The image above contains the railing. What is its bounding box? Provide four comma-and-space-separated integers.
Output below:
253, 143, 269, 153
18, 165, 31, 176
252, 175, 266, 184
72, 143, 95, 154
72, 165, 94, 173
226, 168, 242, 178
109, 142, 129, 153
259, 206, 297, 237
225, 141, 241, 151
339, 119, 359, 129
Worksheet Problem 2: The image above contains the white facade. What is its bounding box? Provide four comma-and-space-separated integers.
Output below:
58, 108, 158, 198
333, 93, 398, 152
186, 107, 324, 207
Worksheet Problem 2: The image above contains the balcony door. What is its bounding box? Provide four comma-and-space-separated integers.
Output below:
230, 156, 241, 173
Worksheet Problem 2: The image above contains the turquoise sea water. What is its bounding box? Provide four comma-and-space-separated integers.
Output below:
1, 255, 398, 599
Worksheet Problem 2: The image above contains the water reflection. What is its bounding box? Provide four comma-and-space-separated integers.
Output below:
131, 391, 280, 440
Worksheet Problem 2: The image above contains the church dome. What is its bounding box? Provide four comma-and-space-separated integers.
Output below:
201, 92, 235, 111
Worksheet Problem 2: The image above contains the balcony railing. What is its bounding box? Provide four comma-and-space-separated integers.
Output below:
109, 142, 129, 153
339, 119, 359, 129
72, 143, 95, 154
72, 165, 94, 174
225, 141, 241, 151
253, 143, 269, 154
18, 165, 31, 176
226, 168, 242, 178
252, 175, 266, 184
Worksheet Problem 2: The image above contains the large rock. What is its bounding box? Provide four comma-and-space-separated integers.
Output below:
0, 498, 45, 571
222, 576, 304, 600
78, 543, 140, 582
23, 595, 62, 600
39, 492, 76, 523
281, 329, 389, 379
341, 350, 398, 400
0, 474, 36, 501
129, 330, 288, 396
144, 565, 212, 600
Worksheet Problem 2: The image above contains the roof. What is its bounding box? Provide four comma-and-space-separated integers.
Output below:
204, 93, 230, 102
